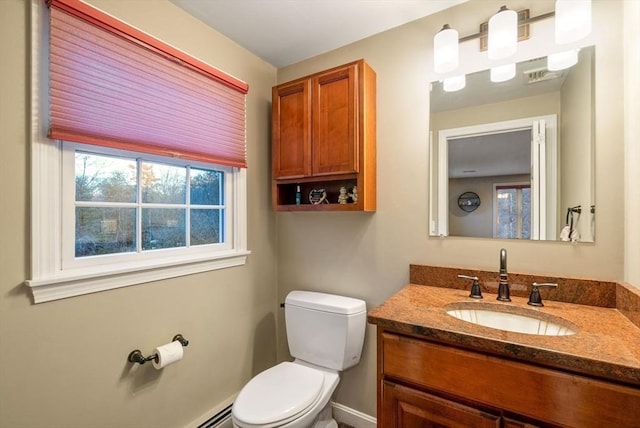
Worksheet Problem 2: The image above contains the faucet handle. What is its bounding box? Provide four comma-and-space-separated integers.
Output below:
527, 282, 558, 307
458, 275, 483, 299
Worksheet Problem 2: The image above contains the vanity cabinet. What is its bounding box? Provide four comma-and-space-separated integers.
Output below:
271, 59, 376, 211
378, 330, 640, 427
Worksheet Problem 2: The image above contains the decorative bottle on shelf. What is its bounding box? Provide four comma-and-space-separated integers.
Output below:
295, 185, 301, 205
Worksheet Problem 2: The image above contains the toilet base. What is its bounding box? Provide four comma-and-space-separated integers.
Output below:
309, 402, 337, 428
232, 361, 341, 428
232, 400, 337, 428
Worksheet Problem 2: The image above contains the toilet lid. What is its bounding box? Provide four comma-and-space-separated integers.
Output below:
233, 362, 324, 425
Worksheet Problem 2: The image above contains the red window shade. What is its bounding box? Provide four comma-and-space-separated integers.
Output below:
48, 0, 248, 168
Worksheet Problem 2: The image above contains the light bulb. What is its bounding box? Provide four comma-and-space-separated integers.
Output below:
490, 63, 516, 82
548, 50, 579, 70
443, 75, 466, 92
488, 6, 518, 60
434, 24, 459, 74
555, 0, 592, 44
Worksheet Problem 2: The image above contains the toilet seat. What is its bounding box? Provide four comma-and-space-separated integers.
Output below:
233, 362, 325, 427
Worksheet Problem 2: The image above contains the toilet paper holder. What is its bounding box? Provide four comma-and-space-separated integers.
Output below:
127, 334, 189, 365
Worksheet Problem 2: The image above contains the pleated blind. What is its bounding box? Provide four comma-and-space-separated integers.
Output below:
48, 0, 249, 168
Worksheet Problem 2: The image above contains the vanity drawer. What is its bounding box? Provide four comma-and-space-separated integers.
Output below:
381, 332, 640, 427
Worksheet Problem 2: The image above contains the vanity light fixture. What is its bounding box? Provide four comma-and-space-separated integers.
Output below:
488, 6, 518, 60
555, 0, 592, 45
547, 49, 579, 71
433, 24, 459, 73
433, 1, 591, 80
443, 75, 466, 92
490, 63, 516, 83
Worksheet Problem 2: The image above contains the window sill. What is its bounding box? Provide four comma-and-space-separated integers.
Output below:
25, 250, 250, 303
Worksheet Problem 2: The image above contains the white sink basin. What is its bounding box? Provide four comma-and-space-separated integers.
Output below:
445, 304, 577, 336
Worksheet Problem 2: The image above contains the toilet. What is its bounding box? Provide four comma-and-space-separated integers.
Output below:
232, 291, 367, 428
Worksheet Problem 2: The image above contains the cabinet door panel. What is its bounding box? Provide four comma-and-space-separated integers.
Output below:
382, 381, 500, 428
272, 81, 311, 178
312, 64, 357, 175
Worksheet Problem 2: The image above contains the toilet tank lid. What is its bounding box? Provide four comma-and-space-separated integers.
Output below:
286, 291, 366, 315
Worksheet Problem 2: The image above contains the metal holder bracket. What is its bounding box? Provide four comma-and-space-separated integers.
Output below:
127, 334, 189, 365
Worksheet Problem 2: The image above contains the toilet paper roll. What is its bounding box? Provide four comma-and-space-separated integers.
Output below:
152, 340, 183, 369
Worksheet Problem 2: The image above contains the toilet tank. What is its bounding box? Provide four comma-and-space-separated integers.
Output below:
285, 291, 366, 371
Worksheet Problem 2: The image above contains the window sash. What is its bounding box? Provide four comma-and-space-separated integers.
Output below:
61, 143, 233, 271
48, 0, 248, 167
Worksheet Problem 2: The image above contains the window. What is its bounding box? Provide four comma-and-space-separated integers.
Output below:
494, 183, 531, 239
65, 144, 233, 266
27, 0, 249, 303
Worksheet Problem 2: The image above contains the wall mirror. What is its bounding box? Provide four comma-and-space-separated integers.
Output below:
429, 46, 595, 242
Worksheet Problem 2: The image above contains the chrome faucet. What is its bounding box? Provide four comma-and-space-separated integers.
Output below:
497, 248, 511, 302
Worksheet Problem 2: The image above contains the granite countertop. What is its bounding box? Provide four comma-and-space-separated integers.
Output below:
368, 283, 640, 387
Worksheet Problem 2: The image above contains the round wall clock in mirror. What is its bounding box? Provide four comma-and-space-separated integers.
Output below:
458, 191, 480, 212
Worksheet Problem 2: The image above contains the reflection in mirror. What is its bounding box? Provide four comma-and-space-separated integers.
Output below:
429, 46, 595, 242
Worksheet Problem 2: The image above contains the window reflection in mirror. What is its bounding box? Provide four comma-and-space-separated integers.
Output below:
429, 46, 595, 242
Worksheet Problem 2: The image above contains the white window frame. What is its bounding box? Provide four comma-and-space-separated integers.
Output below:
26, 0, 249, 303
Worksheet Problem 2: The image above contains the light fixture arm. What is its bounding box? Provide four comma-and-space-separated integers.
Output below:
458, 11, 555, 44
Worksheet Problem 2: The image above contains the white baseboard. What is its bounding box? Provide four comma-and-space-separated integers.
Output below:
331, 402, 376, 428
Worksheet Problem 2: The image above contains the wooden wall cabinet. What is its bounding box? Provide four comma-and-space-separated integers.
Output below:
272, 59, 376, 211
378, 330, 640, 427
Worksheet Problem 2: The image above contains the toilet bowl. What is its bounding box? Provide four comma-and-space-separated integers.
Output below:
231, 291, 366, 428
232, 361, 338, 428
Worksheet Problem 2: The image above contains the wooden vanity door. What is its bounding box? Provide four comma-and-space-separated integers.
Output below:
311, 63, 358, 176
382, 381, 501, 428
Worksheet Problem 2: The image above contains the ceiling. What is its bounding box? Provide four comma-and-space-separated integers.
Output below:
170, 0, 468, 68
448, 130, 532, 179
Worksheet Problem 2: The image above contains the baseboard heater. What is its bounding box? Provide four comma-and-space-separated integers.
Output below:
198, 404, 233, 428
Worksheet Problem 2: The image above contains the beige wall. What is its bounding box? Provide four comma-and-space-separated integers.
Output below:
0, 1, 277, 427
560, 47, 594, 242
431, 92, 561, 136
276, 0, 628, 418
624, 0, 640, 286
